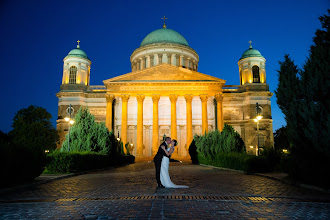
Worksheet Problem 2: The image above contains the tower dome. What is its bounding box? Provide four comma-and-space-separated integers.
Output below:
140, 28, 189, 47
239, 44, 264, 60
65, 42, 90, 60
62, 41, 91, 88
238, 41, 266, 85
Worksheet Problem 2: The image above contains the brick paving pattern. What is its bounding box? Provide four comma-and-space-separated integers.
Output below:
0, 162, 329, 219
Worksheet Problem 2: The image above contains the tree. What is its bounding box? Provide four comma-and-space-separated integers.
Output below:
273, 126, 290, 151
274, 55, 301, 147
275, 10, 330, 186
61, 108, 114, 154
9, 105, 58, 151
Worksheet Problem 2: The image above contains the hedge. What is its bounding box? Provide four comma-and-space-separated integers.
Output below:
46, 151, 135, 173
197, 152, 274, 173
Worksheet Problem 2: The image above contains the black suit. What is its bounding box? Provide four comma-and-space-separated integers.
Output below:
154, 141, 169, 186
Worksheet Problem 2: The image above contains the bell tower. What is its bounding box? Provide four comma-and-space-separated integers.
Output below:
61, 40, 91, 91
238, 41, 266, 85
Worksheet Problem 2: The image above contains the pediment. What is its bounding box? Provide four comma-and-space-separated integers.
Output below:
103, 63, 225, 84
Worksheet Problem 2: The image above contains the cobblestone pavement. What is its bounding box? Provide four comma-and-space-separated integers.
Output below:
0, 162, 329, 219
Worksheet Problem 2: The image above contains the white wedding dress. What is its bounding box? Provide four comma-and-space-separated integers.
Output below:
160, 148, 188, 188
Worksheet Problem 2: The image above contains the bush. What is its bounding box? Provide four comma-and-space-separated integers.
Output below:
195, 124, 245, 159
0, 132, 46, 186
198, 151, 275, 173
46, 150, 135, 173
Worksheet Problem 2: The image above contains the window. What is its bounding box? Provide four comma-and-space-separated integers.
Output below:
69, 66, 77, 84
252, 65, 260, 83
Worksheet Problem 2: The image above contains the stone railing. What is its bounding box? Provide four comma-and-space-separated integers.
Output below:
87, 85, 107, 92
222, 85, 240, 92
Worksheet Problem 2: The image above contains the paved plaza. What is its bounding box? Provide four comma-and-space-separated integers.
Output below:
0, 162, 329, 219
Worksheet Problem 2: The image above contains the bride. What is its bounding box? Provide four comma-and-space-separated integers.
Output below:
160, 140, 189, 188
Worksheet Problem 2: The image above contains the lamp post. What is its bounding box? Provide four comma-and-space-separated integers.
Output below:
64, 104, 74, 152
253, 103, 262, 156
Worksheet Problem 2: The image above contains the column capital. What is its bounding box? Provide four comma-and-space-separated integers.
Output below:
200, 94, 209, 102
106, 94, 115, 103
169, 94, 178, 102
152, 94, 160, 102
184, 94, 193, 103
121, 94, 130, 102
136, 94, 145, 102
214, 93, 223, 102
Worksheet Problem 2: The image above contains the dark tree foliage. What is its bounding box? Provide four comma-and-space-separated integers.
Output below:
9, 105, 58, 151
275, 10, 330, 187
273, 126, 290, 151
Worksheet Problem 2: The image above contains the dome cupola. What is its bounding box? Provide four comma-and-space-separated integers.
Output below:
130, 17, 199, 72
61, 41, 91, 88
238, 41, 266, 85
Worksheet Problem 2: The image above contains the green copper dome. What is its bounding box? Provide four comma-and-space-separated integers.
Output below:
65, 45, 89, 60
240, 47, 264, 60
140, 28, 189, 47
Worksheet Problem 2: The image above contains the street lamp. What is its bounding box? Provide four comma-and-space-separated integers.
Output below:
64, 104, 74, 152
253, 103, 262, 156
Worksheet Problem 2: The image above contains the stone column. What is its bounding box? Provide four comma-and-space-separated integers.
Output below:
187, 58, 191, 69
184, 94, 193, 150
121, 94, 130, 153
136, 95, 145, 157
171, 54, 176, 66
214, 93, 224, 131
105, 94, 115, 132
169, 94, 178, 140
179, 55, 184, 67
145, 56, 150, 68
162, 54, 168, 64
152, 94, 160, 155
140, 58, 145, 70
200, 94, 208, 134
153, 54, 159, 66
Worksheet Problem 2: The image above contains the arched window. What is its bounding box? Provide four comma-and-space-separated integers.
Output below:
69, 66, 77, 84
252, 65, 260, 83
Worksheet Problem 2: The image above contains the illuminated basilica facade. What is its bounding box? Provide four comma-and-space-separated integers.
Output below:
56, 25, 274, 157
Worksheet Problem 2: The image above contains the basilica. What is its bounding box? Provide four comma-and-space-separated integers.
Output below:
56, 23, 274, 157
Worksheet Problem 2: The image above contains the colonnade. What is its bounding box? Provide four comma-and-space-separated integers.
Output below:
105, 93, 223, 157
131, 54, 198, 72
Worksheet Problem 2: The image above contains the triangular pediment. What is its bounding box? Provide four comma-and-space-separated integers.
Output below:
103, 63, 225, 84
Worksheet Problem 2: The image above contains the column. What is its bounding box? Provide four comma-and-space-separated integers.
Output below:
153, 54, 159, 66
136, 94, 145, 157
185, 94, 193, 150
121, 94, 130, 153
145, 56, 150, 68
140, 58, 145, 70
152, 95, 160, 155
169, 94, 178, 140
187, 58, 191, 69
162, 54, 168, 64
171, 54, 176, 66
179, 55, 184, 67
200, 94, 208, 134
105, 94, 115, 131
214, 93, 224, 131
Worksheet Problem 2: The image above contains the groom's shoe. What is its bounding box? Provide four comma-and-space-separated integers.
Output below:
157, 184, 165, 188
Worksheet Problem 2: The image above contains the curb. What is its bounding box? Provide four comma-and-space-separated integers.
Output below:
199, 164, 330, 194
0, 163, 134, 195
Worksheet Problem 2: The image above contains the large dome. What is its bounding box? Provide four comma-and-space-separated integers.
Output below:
140, 28, 189, 47
240, 48, 264, 60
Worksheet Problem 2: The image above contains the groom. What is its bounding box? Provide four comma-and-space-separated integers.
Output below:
154, 137, 171, 188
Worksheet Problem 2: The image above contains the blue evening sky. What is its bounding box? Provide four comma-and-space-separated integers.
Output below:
0, 0, 328, 133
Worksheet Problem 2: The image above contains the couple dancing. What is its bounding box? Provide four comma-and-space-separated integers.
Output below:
154, 137, 188, 188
